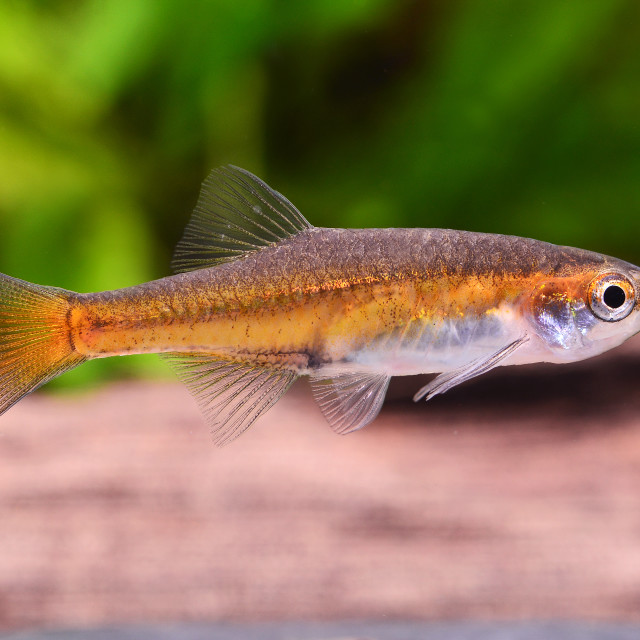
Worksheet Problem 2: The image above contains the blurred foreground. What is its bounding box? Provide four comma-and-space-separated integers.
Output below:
0, 336, 640, 629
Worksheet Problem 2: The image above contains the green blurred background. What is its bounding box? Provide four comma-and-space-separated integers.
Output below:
1, 0, 639, 386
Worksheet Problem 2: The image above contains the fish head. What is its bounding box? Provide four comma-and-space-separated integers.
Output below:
527, 257, 640, 363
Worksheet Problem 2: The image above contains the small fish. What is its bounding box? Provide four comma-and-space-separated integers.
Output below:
1, 166, 639, 444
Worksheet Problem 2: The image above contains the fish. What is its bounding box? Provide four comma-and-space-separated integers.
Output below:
0, 166, 639, 444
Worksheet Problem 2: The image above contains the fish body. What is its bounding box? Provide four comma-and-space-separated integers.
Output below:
1, 167, 639, 443
72, 228, 633, 371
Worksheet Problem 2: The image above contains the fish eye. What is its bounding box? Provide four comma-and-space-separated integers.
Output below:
588, 273, 636, 322
603, 285, 626, 309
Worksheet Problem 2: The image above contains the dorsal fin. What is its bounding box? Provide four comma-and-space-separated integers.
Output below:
172, 165, 313, 273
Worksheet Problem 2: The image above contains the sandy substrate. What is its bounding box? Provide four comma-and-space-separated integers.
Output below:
0, 335, 640, 629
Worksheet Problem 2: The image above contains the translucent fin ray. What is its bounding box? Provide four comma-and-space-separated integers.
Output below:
163, 353, 297, 446
172, 166, 312, 273
413, 334, 530, 402
0, 273, 85, 415
310, 372, 390, 435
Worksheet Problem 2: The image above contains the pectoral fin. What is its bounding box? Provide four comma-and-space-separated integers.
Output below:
310, 372, 391, 435
413, 334, 530, 402
163, 354, 297, 446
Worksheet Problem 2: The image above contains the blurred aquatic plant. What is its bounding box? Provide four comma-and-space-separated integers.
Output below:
0, 0, 638, 385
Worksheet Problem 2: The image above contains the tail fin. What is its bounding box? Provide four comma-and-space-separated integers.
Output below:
0, 273, 85, 415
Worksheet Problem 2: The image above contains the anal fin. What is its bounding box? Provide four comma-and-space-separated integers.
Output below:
413, 334, 530, 402
310, 372, 391, 435
163, 354, 297, 446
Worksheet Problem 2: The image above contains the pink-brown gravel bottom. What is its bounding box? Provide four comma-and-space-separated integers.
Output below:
1, 336, 640, 630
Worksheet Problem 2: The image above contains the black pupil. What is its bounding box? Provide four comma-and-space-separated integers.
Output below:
603, 285, 626, 309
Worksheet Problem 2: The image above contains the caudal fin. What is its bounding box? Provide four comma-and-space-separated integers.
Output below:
0, 273, 85, 415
